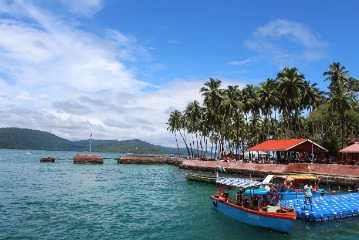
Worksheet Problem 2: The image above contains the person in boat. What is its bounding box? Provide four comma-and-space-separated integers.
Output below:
304, 183, 313, 204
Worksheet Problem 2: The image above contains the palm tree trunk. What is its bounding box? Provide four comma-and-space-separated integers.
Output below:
175, 132, 180, 157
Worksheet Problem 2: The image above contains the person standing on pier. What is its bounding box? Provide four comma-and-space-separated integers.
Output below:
304, 183, 313, 204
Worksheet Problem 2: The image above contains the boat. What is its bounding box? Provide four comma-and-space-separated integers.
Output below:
210, 178, 297, 233
244, 174, 327, 202
186, 173, 217, 184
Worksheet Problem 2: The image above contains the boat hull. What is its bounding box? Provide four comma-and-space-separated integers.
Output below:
186, 173, 216, 184
210, 196, 295, 233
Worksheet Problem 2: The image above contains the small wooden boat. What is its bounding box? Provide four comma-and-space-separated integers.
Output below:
210, 178, 296, 233
186, 173, 217, 184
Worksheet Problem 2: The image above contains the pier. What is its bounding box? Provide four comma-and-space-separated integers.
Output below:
282, 192, 359, 221
180, 160, 359, 187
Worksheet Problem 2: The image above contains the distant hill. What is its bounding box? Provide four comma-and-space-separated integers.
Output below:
0, 127, 185, 155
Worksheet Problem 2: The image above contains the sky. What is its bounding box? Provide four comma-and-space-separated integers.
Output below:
0, 0, 358, 148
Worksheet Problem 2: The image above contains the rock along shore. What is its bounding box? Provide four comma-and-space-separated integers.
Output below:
119, 156, 359, 188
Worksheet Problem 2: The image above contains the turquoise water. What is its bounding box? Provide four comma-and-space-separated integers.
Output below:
0, 149, 358, 240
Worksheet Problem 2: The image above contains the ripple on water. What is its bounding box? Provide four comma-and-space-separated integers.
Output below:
1, 150, 359, 240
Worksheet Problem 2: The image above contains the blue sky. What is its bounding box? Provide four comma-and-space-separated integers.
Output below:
0, 0, 358, 147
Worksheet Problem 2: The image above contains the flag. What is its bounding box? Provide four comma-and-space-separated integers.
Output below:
90, 133, 92, 138
308, 164, 315, 172
216, 165, 226, 173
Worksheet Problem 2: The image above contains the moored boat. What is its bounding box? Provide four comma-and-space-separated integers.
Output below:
244, 174, 327, 203
186, 173, 217, 184
210, 178, 296, 233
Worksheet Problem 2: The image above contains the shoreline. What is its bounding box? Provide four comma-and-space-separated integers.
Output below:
119, 156, 359, 188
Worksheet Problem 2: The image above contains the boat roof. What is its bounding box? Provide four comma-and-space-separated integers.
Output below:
262, 174, 319, 184
217, 178, 261, 188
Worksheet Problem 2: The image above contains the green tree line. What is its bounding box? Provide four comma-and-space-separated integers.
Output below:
167, 62, 359, 158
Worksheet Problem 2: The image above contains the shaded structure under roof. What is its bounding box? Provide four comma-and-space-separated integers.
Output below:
248, 138, 328, 152
338, 143, 359, 165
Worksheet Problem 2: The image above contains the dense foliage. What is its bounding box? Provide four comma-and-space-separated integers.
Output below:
167, 62, 359, 158
0, 128, 183, 154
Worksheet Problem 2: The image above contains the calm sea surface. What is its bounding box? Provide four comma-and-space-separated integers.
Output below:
0, 149, 358, 240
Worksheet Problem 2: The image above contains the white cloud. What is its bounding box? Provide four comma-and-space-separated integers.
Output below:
245, 19, 328, 65
0, 1, 251, 148
228, 57, 258, 66
60, 0, 103, 16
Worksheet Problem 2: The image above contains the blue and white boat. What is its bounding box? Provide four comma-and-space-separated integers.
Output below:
244, 174, 327, 203
210, 178, 297, 233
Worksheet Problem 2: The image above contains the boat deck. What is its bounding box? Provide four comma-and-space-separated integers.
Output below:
281, 192, 359, 221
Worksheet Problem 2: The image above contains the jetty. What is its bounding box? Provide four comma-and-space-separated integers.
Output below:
118, 155, 182, 166
282, 192, 359, 221
180, 160, 359, 188
73, 154, 103, 164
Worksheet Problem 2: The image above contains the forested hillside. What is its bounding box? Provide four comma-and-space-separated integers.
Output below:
0, 128, 183, 154
0, 128, 78, 151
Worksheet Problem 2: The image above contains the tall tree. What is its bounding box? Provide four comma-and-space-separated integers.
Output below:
276, 67, 305, 138
324, 62, 354, 148
166, 110, 190, 157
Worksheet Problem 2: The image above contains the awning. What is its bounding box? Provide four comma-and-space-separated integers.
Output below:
244, 151, 268, 155
339, 143, 359, 153
217, 178, 261, 188
248, 138, 328, 152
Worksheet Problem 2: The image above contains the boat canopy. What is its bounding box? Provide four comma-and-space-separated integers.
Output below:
272, 174, 319, 180
217, 178, 261, 188
260, 174, 319, 185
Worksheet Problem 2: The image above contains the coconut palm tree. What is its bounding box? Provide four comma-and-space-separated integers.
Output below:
166, 110, 183, 156
324, 62, 355, 148
276, 67, 305, 138
166, 110, 190, 157
301, 81, 325, 112
184, 100, 202, 158
324, 62, 349, 90
258, 78, 279, 140
200, 78, 224, 158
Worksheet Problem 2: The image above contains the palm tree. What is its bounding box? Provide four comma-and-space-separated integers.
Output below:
324, 62, 354, 148
324, 62, 349, 90
166, 110, 182, 156
200, 78, 224, 158
184, 101, 202, 158
258, 78, 278, 140
223, 85, 243, 158
301, 81, 325, 112
166, 110, 190, 157
276, 67, 305, 138
346, 77, 359, 102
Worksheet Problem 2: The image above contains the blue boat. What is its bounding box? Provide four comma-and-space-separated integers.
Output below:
244, 174, 327, 202
210, 178, 297, 233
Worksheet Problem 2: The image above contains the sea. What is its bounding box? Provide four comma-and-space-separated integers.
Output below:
0, 149, 358, 240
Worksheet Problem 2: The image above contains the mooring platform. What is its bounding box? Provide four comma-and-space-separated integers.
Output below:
281, 192, 359, 221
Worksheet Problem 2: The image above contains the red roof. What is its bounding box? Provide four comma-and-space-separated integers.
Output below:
248, 138, 328, 152
339, 143, 359, 153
